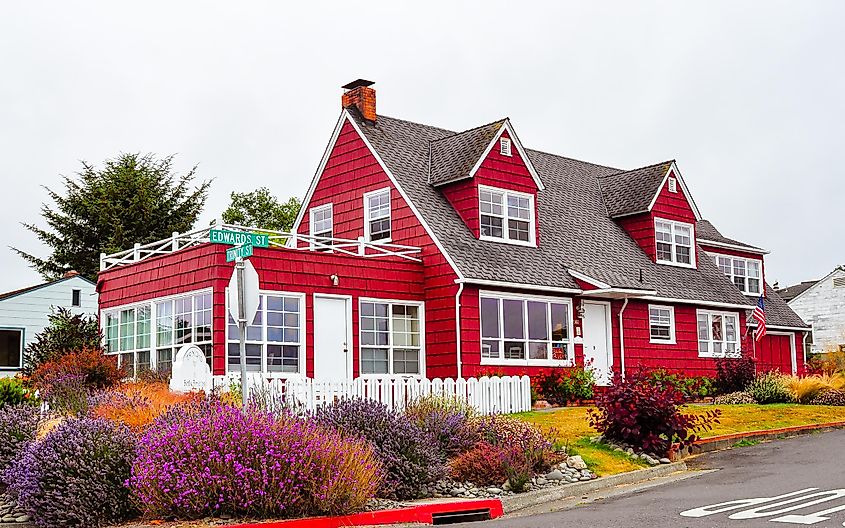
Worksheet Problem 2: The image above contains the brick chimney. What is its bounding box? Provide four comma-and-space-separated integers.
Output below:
341, 79, 376, 122
63, 270, 79, 278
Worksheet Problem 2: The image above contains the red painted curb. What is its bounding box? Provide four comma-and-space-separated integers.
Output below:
695, 420, 845, 445
227, 499, 504, 528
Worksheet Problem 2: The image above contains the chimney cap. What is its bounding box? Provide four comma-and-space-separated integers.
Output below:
342, 79, 375, 90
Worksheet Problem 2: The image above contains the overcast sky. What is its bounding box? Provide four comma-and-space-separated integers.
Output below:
1, 1, 842, 293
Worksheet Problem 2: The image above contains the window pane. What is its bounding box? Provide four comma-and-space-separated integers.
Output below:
506, 195, 530, 220
676, 245, 691, 264
674, 225, 691, 246
106, 313, 119, 353
156, 348, 172, 373
502, 300, 524, 339
228, 343, 261, 372
748, 278, 761, 294
527, 301, 548, 340
137, 306, 151, 349
528, 342, 548, 360
156, 301, 173, 346
551, 343, 569, 361
119, 309, 135, 351
550, 303, 569, 341
697, 313, 710, 341
733, 259, 746, 277
0, 330, 22, 368
361, 348, 389, 374
711, 315, 723, 341
503, 341, 525, 360
482, 340, 500, 358
369, 218, 391, 240
656, 242, 673, 262
748, 260, 761, 278
480, 297, 500, 338
507, 219, 530, 242
733, 276, 746, 290
267, 345, 299, 373
393, 349, 420, 374
480, 215, 503, 238
718, 257, 732, 275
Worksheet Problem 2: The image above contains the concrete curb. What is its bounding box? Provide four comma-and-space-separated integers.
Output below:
685, 420, 845, 456
500, 461, 687, 514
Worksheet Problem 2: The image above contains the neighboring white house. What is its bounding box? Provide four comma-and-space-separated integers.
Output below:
0, 272, 98, 376
780, 265, 845, 354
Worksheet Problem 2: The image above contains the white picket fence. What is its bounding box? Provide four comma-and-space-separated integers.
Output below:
211, 374, 532, 415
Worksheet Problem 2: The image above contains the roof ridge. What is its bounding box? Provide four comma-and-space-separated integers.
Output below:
598, 159, 675, 179
428, 118, 508, 144
524, 147, 621, 172
375, 114, 456, 135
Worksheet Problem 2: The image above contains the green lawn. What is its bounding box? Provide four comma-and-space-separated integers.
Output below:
517, 404, 845, 476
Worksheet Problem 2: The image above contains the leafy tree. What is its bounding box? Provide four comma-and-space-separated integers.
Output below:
221, 187, 301, 232
23, 308, 102, 376
14, 153, 210, 280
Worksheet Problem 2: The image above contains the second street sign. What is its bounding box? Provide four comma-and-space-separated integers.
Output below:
226, 243, 254, 262
210, 229, 269, 248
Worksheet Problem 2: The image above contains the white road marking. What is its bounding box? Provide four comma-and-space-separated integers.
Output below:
680, 488, 845, 526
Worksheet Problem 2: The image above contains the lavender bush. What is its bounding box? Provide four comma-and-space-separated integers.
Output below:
129, 401, 383, 519
404, 395, 480, 459
4, 417, 136, 528
313, 398, 445, 500
0, 404, 41, 481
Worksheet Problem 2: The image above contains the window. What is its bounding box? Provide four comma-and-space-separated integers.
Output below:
102, 289, 213, 377
227, 292, 303, 375
0, 329, 23, 369
655, 218, 695, 267
710, 254, 762, 295
364, 188, 391, 242
649, 305, 675, 344
697, 310, 740, 358
309, 203, 333, 250
499, 137, 512, 157
480, 293, 573, 365
71, 289, 81, 307
360, 300, 423, 375
479, 186, 535, 245
668, 177, 678, 193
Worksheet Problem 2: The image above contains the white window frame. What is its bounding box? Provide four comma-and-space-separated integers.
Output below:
71, 288, 82, 307
478, 291, 574, 367
654, 217, 696, 268
648, 304, 676, 345
101, 287, 213, 378
224, 289, 306, 378
499, 137, 512, 157
363, 187, 392, 243
696, 309, 741, 358
309, 203, 334, 250
709, 253, 763, 296
358, 297, 426, 378
478, 185, 536, 246
667, 177, 678, 193
0, 327, 24, 371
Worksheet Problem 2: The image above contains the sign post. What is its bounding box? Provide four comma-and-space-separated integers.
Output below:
236, 260, 248, 406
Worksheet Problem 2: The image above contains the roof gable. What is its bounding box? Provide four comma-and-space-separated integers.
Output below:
786, 265, 845, 305
599, 161, 702, 220
429, 119, 544, 191
0, 275, 95, 303
697, 219, 768, 254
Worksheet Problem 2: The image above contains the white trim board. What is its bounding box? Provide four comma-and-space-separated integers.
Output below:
698, 238, 769, 255
646, 161, 702, 221
459, 119, 545, 191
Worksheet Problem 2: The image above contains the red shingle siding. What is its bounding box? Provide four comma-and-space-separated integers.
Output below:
652, 170, 696, 223
295, 116, 462, 378
618, 213, 657, 261
441, 179, 479, 238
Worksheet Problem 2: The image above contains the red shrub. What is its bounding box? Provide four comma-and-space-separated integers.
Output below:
31, 347, 124, 393
588, 370, 720, 456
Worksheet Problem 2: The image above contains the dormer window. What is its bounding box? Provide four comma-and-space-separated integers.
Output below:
499, 137, 512, 157
655, 218, 695, 267
711, 254, 762, 295
364, 188, 391, 242
479, 185, 535, 245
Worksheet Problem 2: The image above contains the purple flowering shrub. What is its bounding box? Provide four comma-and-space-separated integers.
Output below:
4, 417, 137, 528
0, 404, 41, 482
313, 398, 446, 500
404, 395, 480, 458
129, 401, 383, 519
473, 415, 562, 473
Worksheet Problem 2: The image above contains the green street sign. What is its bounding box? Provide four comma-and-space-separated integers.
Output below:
226, 243, 254, 262
210, 229, 269, 248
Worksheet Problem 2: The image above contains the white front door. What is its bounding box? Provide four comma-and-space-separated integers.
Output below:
313, 295, 351, 380
583, 301, 613, 386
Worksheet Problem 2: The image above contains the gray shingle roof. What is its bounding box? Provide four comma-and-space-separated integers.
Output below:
598, 161, 673, 218
748, 284, 810, 329
350, 111, 753, 306
776, 280, 819, 302
429, 120, 506, 186
696, 219, 765, 252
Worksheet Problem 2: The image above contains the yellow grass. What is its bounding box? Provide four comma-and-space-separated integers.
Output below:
517, 404, 845, 476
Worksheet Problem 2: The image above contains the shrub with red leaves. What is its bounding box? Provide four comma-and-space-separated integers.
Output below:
715, 353, 756, 394
449, 442, 535, 491
588, 370, 720, 456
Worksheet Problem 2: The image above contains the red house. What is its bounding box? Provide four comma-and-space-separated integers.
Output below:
96, 80, 810, 385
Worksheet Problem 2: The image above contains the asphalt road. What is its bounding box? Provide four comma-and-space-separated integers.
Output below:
458, 429, 845, 528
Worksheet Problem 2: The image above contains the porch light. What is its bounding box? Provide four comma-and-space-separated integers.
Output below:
576, 303, 586, 319
330, 274, 339, 286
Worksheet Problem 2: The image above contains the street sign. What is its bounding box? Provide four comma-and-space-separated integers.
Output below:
226, 243, 254, 262
227, 259, 260, 325
210, 229, 269, 248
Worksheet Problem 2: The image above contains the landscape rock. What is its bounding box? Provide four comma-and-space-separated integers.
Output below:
659, 458, 671, 464
545, 469, 565, 481
566, 455, 588, 470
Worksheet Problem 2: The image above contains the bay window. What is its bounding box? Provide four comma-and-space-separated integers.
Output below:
360, 300, 423, 375
711, 254, 762, 295
697, 310, 740, 358
479, 185, 535, 245
102, 289, 212, 377
480, 293, 573, 365
226, 292, 304, 375
655, 218, 695, 267
649, 305, 675, 344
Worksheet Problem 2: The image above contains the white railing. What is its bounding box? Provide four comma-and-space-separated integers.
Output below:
211, 374, 532, 415
99, 222, 423, 271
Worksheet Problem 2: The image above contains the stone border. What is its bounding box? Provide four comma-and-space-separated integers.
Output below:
500, 461, 687, 514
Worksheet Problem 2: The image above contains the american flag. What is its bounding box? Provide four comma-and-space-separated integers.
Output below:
753, 295, 766, 342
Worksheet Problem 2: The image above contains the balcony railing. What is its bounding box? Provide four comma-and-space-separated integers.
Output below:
99, 222, 422, 271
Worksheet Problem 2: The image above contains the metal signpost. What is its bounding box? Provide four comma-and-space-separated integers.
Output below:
214, 229, 261, 406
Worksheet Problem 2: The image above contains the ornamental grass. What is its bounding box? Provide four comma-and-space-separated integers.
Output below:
90, 381, 200, 433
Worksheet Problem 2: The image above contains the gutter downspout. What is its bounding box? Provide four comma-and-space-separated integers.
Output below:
455, 283, 464, 379
618, 298, 629, 381
802, 330, 809, 374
